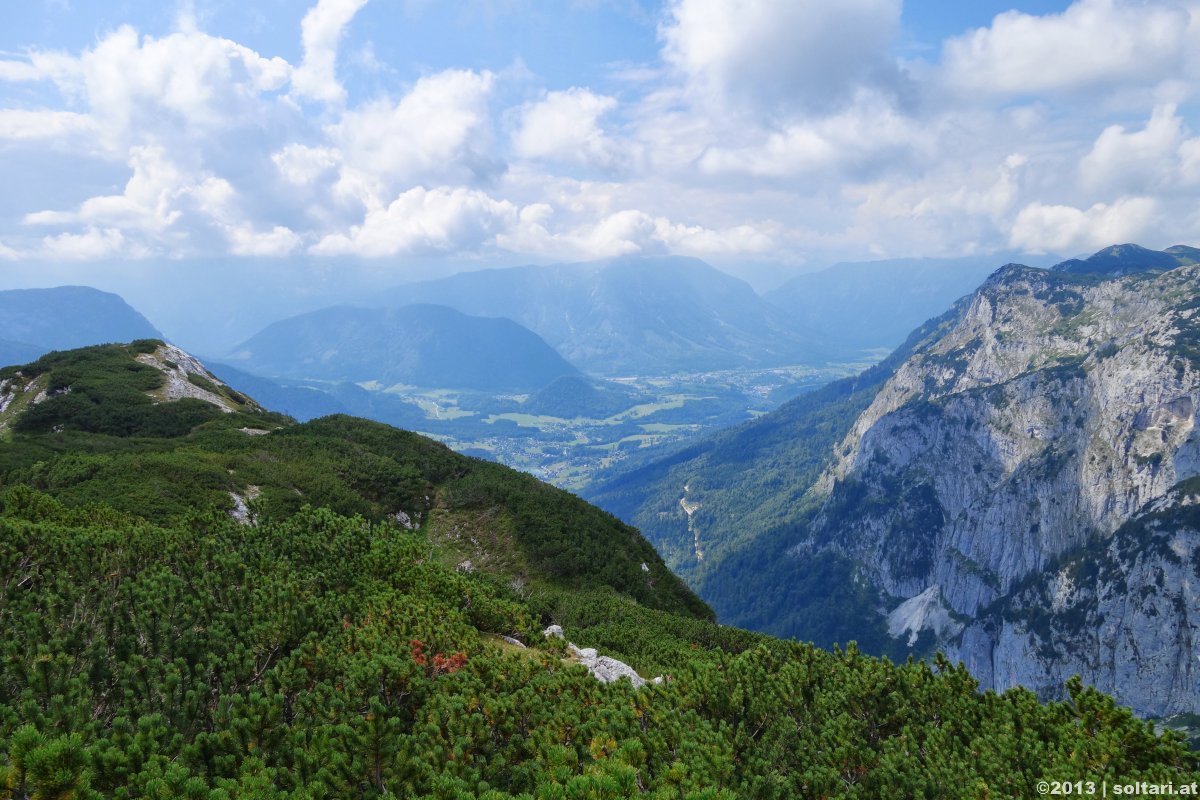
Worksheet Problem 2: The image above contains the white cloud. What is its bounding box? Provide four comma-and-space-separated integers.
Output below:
853, 152, 1028, 230
497, 205, 774, 261
272, 143, 342, 186
659, 0, 902, 112
514, 88, 625, 170
0, 109, 94, 140
23, 145, 302, 257
76, 26, 291, 142
1080, 105, 1200, 192
25, 145, 192, 232
942, 0, 1198, 97
40, 227, 131, 260
226, 225, 303, 257
0, 61, 45, 82
1009, 196, 1158, 253
1181, 138, 1200, 185
694, 91, 928, 179
311, 186, 517, 256
2, 1, 1199, 269
0, 240, 18, 260
329, 69, 497, 205
291, 0, 370, 104
0, 51, 79, 84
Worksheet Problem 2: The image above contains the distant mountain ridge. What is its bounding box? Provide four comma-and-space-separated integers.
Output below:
0, 285, 161, 364
387, 255, 835, 375
226, 303, 579, 392
1052, 242, 1200, 275
763, 251, 1061, 352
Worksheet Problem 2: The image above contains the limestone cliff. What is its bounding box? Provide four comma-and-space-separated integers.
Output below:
802, 254, 1200, 715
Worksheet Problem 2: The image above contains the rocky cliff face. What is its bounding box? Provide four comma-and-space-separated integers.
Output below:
958, 483, 1200, 717
801, 257, 1200, 716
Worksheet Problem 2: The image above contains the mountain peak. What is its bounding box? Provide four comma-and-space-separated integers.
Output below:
227, 303, 578, 392
1051, 242, 1187, 276
0, 285, 160, 362
384, 256, 832, 375
0, 340, 277, 439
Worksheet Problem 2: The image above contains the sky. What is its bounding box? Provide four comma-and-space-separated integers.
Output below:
1, 0, 1199, 281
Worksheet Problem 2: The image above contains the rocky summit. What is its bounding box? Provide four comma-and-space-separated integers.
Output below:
806, 253, 1200, 715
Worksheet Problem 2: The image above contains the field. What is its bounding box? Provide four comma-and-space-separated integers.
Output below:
378, 362, 876, 490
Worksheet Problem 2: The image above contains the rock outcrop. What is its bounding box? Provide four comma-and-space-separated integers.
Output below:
568, 645, 647, 688
797, 255, 1200, 715
544, 624, 658, 688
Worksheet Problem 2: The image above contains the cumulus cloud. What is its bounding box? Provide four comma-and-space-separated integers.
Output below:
3, 1, 1199, 267
1080, 105, 1200, 193
497, 205, 774, 261
0, 61, 47, 82
75, 26, 290, 145
941, 0, 1198, 97
1181, 138, 1200, 185
659, 0, 902, 112
0, 51, 79, 84
329, 69, 497, 206
1008, 196, 1158, 253
39, 227, 131, 260
25, 145, 201, 233
291, 0, 370, 104
272, 143, 341, 186
852, 153, 1028, 234
0, 110, 95, 140
694, 91, 928, 179
226, 225, 303, 257
23, 145, 301, 257
311, 186, 517, 256
309, 181, 776, 261
513, 88, 626, 171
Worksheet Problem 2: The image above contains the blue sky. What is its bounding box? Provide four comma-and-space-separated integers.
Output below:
1, 0, 1198, 276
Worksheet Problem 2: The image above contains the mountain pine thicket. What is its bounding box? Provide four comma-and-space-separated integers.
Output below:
0, 342, 1196, 798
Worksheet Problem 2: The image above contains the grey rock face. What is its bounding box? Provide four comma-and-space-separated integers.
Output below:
568, 644, 646, 688
802, 262, 1200, 715
955, 490, 1200, 717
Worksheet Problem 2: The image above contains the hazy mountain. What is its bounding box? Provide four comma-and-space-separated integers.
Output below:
388, 255, 834, 375
0, 286, 160, 364
204, 361, 352, 421
587, 244, 1200, 716
764, 252, 1060, 352
226, 303, 579, 392
0, 338, 46, 367
1052, 242, 1200, 275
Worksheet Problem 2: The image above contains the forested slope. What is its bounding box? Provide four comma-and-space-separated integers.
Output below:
0, 341, 1195, 797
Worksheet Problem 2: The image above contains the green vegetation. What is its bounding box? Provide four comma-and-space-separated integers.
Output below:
2, 489, 1196, 798
1, 343, 272, 440
0, 342, 1196, 797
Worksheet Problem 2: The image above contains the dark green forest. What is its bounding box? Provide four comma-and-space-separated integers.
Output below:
1, 343, 1196, 797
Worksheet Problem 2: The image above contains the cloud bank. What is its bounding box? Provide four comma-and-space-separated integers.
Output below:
0, 0, 1198, 268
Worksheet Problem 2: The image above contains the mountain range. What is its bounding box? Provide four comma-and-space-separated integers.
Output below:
0, 285, 160, 364
586, 243, 1200, 718
763, 251, 1061, 352
225, 303, 579, 392
6, 340, 1188, 793
6, 246, 1200, 724
387, 255, 835, 375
